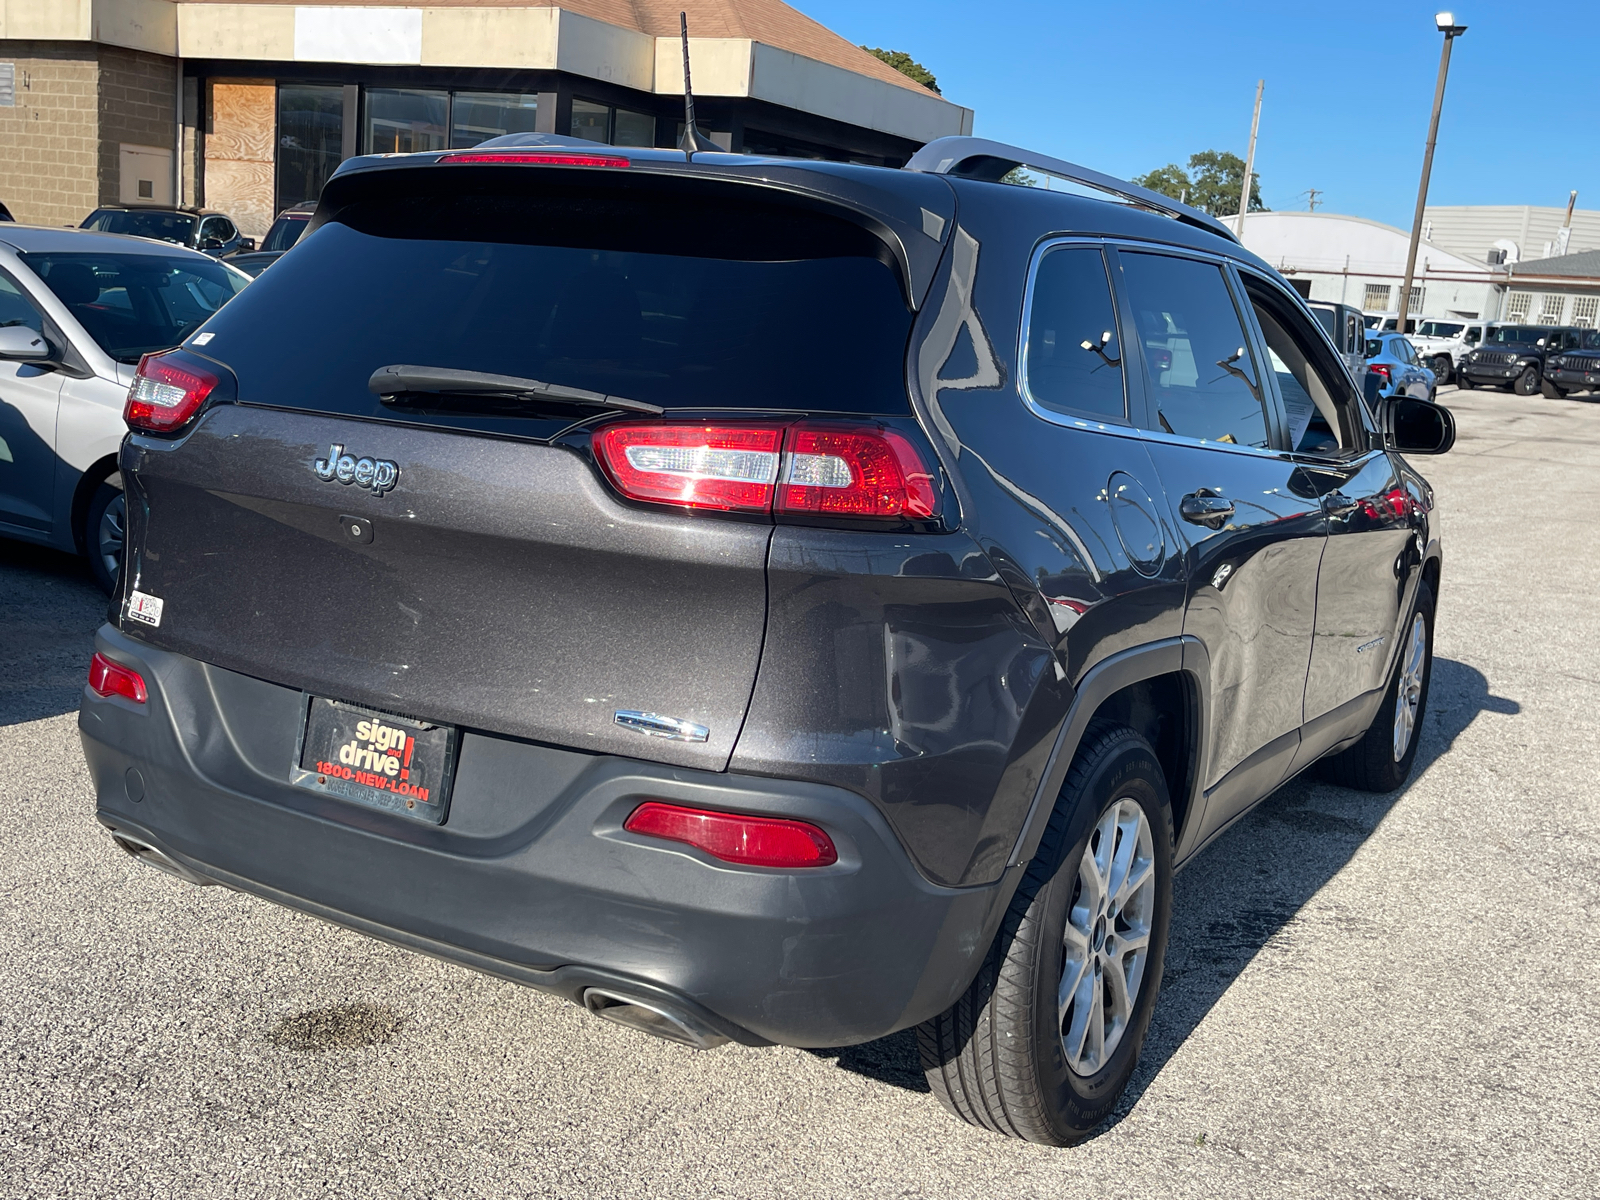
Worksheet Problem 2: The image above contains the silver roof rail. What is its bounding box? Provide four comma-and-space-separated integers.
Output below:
905, 136, 1240, 245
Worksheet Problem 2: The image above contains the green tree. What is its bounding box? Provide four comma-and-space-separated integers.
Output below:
861, 47, 941, 94
1133, 151, 1267, 217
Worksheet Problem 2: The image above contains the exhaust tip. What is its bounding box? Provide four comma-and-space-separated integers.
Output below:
581, 987, 729, 1050
108, 832, 214, 887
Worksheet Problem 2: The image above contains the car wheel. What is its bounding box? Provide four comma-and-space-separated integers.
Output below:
1456, 375, 1476, 390
1321, 580, 1434, 793
85, 471, 125, 595
1513, 365, 1541, 396
917, 723, 1174, 1145
1540, 378, 1568, 399
1431, 355, 1452, 383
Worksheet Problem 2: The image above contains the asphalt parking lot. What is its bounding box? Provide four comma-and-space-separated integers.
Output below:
2, 384, 1596, 1199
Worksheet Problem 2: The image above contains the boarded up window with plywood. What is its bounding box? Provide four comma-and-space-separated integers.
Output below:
205, 79, 275, 240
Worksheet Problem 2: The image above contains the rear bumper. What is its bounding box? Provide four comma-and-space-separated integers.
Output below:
79, 625, 1014, 1048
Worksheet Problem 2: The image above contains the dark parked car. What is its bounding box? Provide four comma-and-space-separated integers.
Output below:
223, 201, 317, 276
80, 206, 253, 257
1307, 300, 1368, 388
1542, 328, 1600, 396
80, 134, 1454, 1146
1457, 324, 1586, 395
0, 201, 14, 222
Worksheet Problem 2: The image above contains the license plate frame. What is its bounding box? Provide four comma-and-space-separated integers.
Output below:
291, 695, 458, 824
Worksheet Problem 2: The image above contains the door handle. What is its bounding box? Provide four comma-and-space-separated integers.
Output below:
1179, 490, 1235, 529
1323, 490, 1359, 517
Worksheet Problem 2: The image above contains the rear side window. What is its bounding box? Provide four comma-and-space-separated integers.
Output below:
196, 177, 915, 437
1120, 252, 1270, 449
260, 215, 308, 253
1023, 245, 1126, 421
22, 252, 250, 363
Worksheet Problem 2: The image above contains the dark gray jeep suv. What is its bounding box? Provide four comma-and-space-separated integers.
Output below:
79, 134, 1455, 1145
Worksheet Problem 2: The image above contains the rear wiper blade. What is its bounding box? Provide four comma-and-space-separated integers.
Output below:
368, 364, 663, 415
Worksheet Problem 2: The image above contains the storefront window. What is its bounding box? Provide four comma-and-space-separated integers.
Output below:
451, 91, 540, 148
570, 99, 609, 144
365, 89, 448, 154
613, 108, 655, 147
277, 84, 344, 209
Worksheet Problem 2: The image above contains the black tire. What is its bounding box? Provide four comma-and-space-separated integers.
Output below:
1513, 365, 1541, 396
1321, 580, 1435, 793
84, 471, 125, 595
1431, 355, 1452, 384
1540, 378, 1568, 399
917, 724, 1174, 1145
1456, 374, 1476, 390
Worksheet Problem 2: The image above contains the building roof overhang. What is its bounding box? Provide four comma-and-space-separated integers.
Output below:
0, 0, 974, 145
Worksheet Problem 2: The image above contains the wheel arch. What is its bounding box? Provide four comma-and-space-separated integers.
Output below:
68, 452, 120, 556
1007, 637, 1209, 871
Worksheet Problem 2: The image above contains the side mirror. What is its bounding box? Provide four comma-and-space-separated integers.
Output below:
239, 237, 256, 252
1384, 397, 1456, 455
199, 236, 223, 251
0, 325, 55, 364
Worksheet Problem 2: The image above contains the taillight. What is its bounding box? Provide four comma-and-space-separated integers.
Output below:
438, 151, 629, 168
593, 421, 939, 522
125, 350, 218, 433
88, 652, 147, 704
594, 424, 783, 512
623, 801, 838, 868
778, 425, 937, 520
1367, 363, 1392, 383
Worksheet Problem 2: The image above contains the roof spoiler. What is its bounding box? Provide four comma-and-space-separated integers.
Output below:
905, 136, 1240, 245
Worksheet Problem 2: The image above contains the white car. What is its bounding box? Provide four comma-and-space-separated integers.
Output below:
0, 226, 250, 589
1406, 319, 1491, 385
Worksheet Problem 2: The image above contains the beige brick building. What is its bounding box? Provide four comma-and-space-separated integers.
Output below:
0, 0, 973, 237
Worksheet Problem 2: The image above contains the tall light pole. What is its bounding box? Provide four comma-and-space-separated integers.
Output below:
1397, 13, 1467, 334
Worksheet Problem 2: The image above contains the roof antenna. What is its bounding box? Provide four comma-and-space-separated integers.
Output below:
678, 12, 720, 158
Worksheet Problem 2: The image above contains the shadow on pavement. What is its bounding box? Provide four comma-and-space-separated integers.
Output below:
0, 535, 108, 727
811, 658, 1518, 1112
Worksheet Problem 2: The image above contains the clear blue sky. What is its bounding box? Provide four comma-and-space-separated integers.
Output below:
796, 1, 1597, 228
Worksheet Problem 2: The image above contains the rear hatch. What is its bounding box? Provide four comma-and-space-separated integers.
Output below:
118, 157, 946, 769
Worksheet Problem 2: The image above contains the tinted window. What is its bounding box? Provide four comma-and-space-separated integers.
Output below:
194, 186, 914, 436
1023, 246, 1125, 421
277, 84, 344, 208
1365, 338, 1382, 360
1582, 331, 1600, 349
451, 91, 539, 148
82, 209, 196, 245
22, 252, 250, 363
0, 271, 44, 334
1489, 326, 1554, 345
1247, 283, 1361, 456
260, 214, 309, 253
367, 89, 447, 153
1417, 321, 1463, 338
1120, 253, 1269, 448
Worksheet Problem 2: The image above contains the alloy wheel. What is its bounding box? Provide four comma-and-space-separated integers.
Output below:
1059, 797, 1155, 1077
98, 491, 125, 584
1392, 612, 1427, 762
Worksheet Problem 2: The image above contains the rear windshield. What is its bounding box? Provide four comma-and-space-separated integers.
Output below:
195, 178, 915, 437
82, 209, 196, 245
260, 214, 309, 253
23, 251, 251, 363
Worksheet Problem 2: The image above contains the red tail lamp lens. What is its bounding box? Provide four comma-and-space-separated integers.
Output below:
594, 424, 783, 512
125, 351, 217, 433
1367, 363, 1392, 382
778, 424, 937, 520
88, 652, 147, 704
624, 802, 838, 868
439, 151, 630, 168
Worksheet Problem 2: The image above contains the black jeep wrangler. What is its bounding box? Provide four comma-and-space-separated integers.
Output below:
1457, 324, 1587, 395
80, 134, 1455, 1145
1541, 328, 1600, 396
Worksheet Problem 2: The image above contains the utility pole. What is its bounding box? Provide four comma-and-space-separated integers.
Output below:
1298, 188, 1322, 212
1236, 80, 1263, 237
1398, 14, 1467, 335
1556, 189, 1578, 256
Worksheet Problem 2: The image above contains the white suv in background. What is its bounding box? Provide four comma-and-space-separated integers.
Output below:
1403, 319, 1491, 385
0, 226, 250, 589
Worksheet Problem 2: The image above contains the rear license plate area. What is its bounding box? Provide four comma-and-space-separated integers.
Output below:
292, 697, 456, 824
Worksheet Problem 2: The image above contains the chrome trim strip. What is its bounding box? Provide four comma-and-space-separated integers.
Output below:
613, 710, 710, 743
